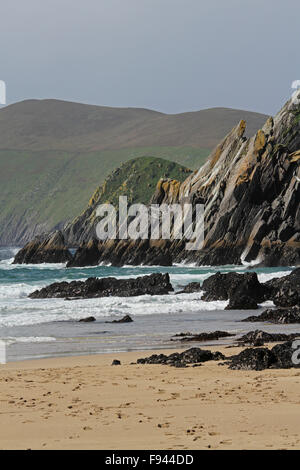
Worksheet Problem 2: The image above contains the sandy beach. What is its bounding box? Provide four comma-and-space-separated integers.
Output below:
0, 345, 299, 450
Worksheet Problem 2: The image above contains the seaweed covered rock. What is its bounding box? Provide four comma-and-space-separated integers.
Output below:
237, 330, 300, 346
228, 348, 277, 370
137, 347, 225, 367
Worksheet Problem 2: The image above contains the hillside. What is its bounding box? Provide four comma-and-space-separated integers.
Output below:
0, 99, 268, 245
64, 157, 192, 246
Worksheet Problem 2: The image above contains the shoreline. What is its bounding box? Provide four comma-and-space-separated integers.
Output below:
1, 345, 300, 450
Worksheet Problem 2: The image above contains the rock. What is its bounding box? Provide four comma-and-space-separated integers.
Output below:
109, 315, 133, 324
111, 360, 121, 366
67, 239, 101, 268
137, 347, 225, 367
237, 330, 300, 345
228, 348, 277, 370
225, 294, 258, 310
172, 331, 235, 342
242, 306, 300, 324
29, 273, 173, 299
227, 340, 300, 370
78, 316, 96, 322
271, 341, 300, 369
264, 268, 300, 307
13, 231, 72, 264
177, 282, 202, 294
202, 272, 267, 303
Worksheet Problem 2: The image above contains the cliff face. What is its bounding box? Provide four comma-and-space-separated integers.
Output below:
68, 96, 299, 267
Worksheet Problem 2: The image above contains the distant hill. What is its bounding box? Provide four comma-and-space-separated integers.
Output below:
0, 99, 268, 151
0, 99, 268, 245
64, 156, 192, 246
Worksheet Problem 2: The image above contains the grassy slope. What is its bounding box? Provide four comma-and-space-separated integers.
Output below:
64, 156, 192, 245
0, 148, 201, 245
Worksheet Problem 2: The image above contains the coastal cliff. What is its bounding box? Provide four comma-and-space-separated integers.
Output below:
14, 96, 300, 267
68, 96, 300, 267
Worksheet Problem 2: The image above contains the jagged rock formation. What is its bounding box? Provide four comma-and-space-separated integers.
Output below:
28, 273, 173, 299
13, 231, 72, 264
242, 306, 300, 324
67, 95, 300, 267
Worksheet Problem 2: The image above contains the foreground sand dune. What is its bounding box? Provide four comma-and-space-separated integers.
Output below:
0, 346, 299, 450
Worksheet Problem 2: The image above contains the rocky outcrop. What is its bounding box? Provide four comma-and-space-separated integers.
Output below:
264, 267, 300, 307
108, 315, 133, 323
228, 341, 300, 370
66, 95, 300, 267
137, 347, 225, 367
13, 231, 72, 264
67, 239, 173, 268
243, 306, 300, 324
28, 273, 173, 299
171, 331, 234, 342
237, 330, 300, 346
201, 272, 268, 303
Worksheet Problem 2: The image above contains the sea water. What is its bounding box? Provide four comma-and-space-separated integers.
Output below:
0, 246, 298, 362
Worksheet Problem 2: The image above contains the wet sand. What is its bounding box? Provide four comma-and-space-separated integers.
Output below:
0, 345, 299, 450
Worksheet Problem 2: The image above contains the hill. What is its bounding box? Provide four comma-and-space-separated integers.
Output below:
0, 99, 268, 245
64, 156, 192, 245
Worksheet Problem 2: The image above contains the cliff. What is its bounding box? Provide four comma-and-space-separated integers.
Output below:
68, 95, 300, 267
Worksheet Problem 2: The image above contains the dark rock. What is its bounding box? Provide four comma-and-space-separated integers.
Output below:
202, 272, 267, 303
109, 315, 133, 324
263, 268, 300, 307
225, 294, 258, 310
177, 282, 202, 294
137, 347, 225, 367
13, 231, 72, 264
271, 341, 300, 368
228, 348, 277, 370
111, 360, 121, 366
78, 316, 96, 323
172, 331, 235, 342
237, 330, 300, 345
243, 306, 300, 324
29, 273, 173, 299
67, 239, 101, 268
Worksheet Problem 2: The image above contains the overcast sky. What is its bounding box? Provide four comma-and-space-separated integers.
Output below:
1, 0, 299, 115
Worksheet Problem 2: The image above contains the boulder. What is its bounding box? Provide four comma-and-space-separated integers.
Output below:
228, 348, 277, 370
109, 315, 133, 324
225, 294, 258, 310
202, 272, 267, 303
78, 316, 96, 322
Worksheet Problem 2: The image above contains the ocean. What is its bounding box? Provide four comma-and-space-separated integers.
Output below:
0, 246, 298, 362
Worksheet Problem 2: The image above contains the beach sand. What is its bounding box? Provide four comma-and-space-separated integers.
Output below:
0, 345, 299, 450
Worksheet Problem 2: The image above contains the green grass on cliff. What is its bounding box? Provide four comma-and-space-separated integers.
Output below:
0, 148, 201, 244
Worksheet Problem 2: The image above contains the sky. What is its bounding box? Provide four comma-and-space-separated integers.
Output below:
1, 0, 299, 115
